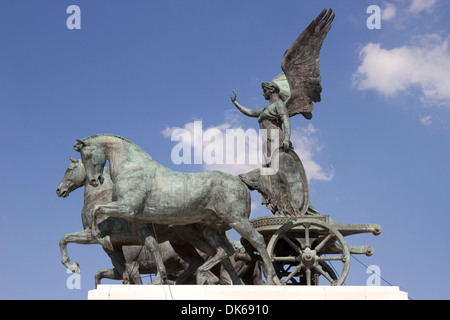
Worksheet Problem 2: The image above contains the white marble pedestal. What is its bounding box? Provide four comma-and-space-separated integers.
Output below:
88, 285, 408, 300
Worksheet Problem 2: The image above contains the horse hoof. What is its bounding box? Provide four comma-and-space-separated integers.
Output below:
68, 262, 81, 274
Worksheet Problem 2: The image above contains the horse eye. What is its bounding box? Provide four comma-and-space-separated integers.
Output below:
85, 153, 92, 159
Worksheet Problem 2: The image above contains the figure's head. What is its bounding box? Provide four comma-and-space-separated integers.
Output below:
261, 82, 280, 100
73, 139, 106, 187
56, 157, 86, 198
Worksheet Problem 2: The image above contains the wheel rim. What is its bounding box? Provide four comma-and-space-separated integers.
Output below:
266, 218, 350, 286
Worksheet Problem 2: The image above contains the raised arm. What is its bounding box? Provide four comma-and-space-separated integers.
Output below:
230, 91, 263, 118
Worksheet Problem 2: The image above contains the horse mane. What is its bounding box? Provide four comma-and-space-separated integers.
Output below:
80, 134, 153, 159
81, 134, 139, 148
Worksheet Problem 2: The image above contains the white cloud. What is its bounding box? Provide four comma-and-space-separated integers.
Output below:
162, 120, 333, 181
382, 2, 397, 21
408, 0, 437, 14
419, 115, 433, 126
290, 124, 334, 182
353, 34, 450, 107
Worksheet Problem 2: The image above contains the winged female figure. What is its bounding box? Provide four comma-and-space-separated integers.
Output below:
231, 8, 334, 217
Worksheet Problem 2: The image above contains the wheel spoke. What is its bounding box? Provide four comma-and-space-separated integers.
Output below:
313, 264, 335, 284
304, 223, 310, 248
314, 233, 333, 253
319, 255, 345, 262
282, 264, 303, 284
281, 235, 302, 254
305, 267, 312, 286
272, 256, 297, 262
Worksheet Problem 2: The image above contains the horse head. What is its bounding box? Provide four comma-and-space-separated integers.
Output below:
74, 139, 106, 187
56, 157, 87, 198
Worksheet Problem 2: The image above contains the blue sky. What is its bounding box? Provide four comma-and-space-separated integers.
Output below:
0, 0, 449, 299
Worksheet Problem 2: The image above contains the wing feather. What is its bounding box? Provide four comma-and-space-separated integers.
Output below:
281, 8, 335, 117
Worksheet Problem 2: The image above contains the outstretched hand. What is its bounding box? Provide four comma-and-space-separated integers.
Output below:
230, 90, 237, 103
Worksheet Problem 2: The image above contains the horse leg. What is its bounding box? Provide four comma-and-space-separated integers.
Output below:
103, 246, 129, 284
205, 229, 243, 285
60, 227, 131, 285
125, 260, 143, 284
169, 240, 205, 284
196, 227, 243, 285
214, 193, 279, 285
213, 233, 243, 285
172, 224, 242, 284
59, 229, 97, 273
220, 256, 243, 285
196, 252, 223, 285
172, 224, 216, 256
130, 223, 168, 285
89, 201, 138, 250
228, 220, 279, 285
88, 203, 120, 250
171, 225, 222, 285
88, 199, 169, 285
95, 268, 121, 288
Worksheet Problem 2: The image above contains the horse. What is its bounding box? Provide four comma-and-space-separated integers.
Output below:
94, 243, 197, 286
56, 157, 210, 285
73, 134, 278, 285
57, 157, 245, 285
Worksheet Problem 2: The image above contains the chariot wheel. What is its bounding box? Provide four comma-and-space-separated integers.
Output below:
266, 218, 350, 285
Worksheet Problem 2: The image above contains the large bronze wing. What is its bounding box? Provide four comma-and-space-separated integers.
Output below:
281, 8, 335, 117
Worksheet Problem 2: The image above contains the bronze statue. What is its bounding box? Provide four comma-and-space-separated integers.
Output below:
73, 134, 278, 284
56, 157, 223, 285
232, 8, 334, 217
58, 9, 382, 288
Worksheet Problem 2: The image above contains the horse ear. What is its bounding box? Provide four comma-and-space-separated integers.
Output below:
69, 156, 79, 163
73, 139, 88, 152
